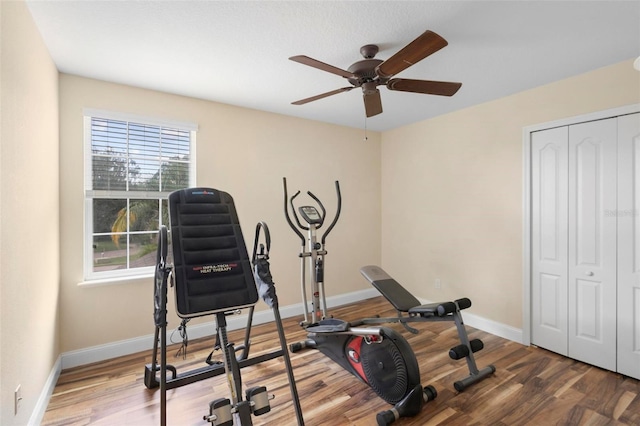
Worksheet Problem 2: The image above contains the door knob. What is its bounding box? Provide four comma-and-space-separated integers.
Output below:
585, 271, 594, 276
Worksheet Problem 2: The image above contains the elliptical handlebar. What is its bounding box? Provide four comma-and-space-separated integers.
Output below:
289, 190, 310, 232
321, 181, 341, 245
306, 191, 327, 227
282, 177, 341, 246
283, 178, 305, 244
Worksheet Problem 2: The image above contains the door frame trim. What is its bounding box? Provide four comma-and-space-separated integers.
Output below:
521, 103, 640, 346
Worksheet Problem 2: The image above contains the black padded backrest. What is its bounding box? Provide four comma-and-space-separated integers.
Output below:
169, 187, 258, 318
360, 265, 421, 312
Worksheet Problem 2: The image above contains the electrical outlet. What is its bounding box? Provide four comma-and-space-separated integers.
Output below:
435, 279, 441, 289
15, 385, 22, 415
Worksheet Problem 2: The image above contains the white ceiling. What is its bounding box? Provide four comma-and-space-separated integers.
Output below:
26, 1, 640, 132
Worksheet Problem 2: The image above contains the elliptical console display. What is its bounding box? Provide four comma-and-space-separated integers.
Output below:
298, 206, 323, 225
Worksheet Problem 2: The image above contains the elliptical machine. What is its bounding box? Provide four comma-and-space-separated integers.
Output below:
283, 178, 436, 425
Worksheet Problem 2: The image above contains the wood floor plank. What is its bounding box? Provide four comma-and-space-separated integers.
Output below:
43, 296, 640, 425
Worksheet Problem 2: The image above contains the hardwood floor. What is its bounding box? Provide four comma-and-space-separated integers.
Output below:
43, 296, 640, 425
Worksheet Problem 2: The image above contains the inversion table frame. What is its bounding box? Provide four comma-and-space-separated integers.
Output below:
144, 187, 304, 426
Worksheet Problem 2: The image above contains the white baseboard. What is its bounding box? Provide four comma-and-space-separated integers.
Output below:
462, 311, 523, 343
41, 288, 522, 423
415, 297, 523, 344
29, 355, 61, 426
61, 288, 380, 370
61, 288, 523, 370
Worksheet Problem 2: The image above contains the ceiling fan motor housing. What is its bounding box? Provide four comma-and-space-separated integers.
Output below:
347, 59, 384, 86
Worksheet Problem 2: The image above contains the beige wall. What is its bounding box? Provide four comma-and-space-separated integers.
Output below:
59, 75, 382, 352
381, 59, 640, 329
3, 2, 639, 419
0, 1, 60, 424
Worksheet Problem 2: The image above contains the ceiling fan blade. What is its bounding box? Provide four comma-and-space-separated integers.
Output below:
289, 55, 355, 79
363, 89, 383, 117
376, 30, 448, 78
387, 78, 462, 96
291, 87, 355, 105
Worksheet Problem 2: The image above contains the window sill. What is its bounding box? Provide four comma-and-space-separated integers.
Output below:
78, 273, 154, 287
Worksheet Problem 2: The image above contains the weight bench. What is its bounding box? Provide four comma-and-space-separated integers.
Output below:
145, 187, 304, 426
360, 265, 496, 392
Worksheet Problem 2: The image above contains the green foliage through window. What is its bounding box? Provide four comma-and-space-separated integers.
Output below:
86, 116, 193, 277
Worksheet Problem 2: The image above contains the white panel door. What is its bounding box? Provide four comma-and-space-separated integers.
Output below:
567, 118, 617, 371
617, 112, 640, 380
531, 127, 569, 355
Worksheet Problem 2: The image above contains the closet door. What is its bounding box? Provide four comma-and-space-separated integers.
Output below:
567, 118, 617, 371
531, 127, 569, 355
617, 112, 640, 380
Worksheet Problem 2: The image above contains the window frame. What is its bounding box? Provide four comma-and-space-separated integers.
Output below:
82, 109, 197, 282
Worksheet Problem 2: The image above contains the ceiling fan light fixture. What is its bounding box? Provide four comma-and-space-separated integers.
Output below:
362, 82, 378, 95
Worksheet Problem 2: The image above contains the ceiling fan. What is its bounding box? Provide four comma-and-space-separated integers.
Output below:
289, 30, 462, 118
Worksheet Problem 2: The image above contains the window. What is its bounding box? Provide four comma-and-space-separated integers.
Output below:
84, 110, 196, 281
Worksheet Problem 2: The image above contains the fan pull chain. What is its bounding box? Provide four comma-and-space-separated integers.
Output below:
363, 117, 368, 141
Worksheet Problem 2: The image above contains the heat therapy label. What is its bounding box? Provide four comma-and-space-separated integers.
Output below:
193, 263, 238, 274
191, 189, 216, 196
